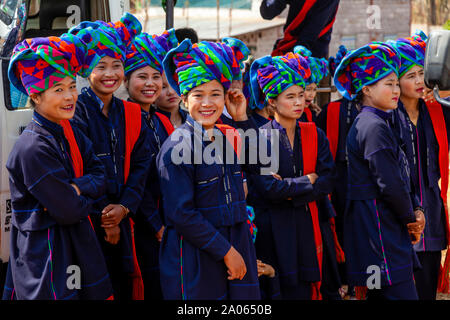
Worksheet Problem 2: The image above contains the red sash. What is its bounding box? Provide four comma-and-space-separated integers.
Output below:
60, 119, 114, 300
325, 101, 346, 263
326, 101, 341, 161
299, 122, 323, 300
425, 100, 450, 293
155, 111, 175, 136
304, 108, 313, 122
216, 124, 242, 160
122, 100, 145, 300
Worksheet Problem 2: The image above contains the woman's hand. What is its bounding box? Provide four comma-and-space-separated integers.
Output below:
104, 225, 121, 245
224, 246, 247, 280
307, 173, 319, 184
155, 226, 165, 242
101, 204, 127, 228
225, 88, 247, 122
71, 183, 81, 196
257, 259, 275, 278
407, 210, 426, 245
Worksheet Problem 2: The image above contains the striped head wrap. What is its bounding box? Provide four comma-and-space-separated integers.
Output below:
9, 34, 96, 95
328, 45, 348, 77
162, 37, 249, 96
387, 30, 427, 77
125, 29, 179, 76
67, 12, 141, 63
333, 42, 401, 101
249, 52, 311, 110
294, 45, 329, 85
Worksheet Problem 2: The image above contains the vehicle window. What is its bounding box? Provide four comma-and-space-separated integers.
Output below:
1, 0, 29, 110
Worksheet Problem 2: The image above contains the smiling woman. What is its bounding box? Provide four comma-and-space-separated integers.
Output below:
29, 77, 78, 123
3, 33, 113, 300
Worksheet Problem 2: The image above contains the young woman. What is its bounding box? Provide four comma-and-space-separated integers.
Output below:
293, 45, 329, 122
68, 13, 152, 300
389, 32, 450, 300
157, 37, 261, 300
123, 28, 180, 300
155, 74, 187, 129
3, 35, 112, 300
247, 52, 340, 300
334, 42, 425, 300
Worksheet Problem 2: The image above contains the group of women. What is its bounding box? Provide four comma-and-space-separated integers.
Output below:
2, 12, 450, 301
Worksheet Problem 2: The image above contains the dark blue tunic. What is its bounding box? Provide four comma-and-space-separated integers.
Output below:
71, 88, 152, 290
157, 115, 261, 300
247, 119, 337, 297
344, 106, 417, 287
249, 112, 271, 128
134, 105, 187, 300
3, 111, 112, 300
391, 99, 450, 252
316, 98, 359, 242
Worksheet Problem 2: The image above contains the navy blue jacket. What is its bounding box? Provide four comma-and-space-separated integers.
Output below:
247, 119, 337, 289
71, 87, 152, 273
391, 99, 450, 251
3, 111, 112, 300
157, 115, 261, 300
133, 105, 188, 300
344, 106, 417, 287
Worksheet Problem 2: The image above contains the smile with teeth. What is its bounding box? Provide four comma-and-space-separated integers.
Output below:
62, 104, 74, 111
199, 110, 216, 117
142, 90, 156, 96
101, 79, 117, 87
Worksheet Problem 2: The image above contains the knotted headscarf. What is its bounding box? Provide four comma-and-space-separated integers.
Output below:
162, 37, 249, 96
328, 45, 348, 77
333, 42, 401, 101
387, 30, 427, 77
9, 34, 96, 95
294, 45, 328, 85
249, 51, 311, 110
67, 12, 142, 62
125, 28, 179, 76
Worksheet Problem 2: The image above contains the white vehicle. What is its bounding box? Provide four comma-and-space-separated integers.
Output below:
0, 0, 129, 294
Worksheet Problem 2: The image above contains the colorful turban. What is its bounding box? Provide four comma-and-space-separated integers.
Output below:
249, 52, 311, 110
333, 42, 401, 101
293, 45, 329, 85
67, 12, 141, 62
125, 29, 179, 76
162, 37, 250, 96
387, 30, 427, 78
9, 34, 96, 95
328, 45, 348, 77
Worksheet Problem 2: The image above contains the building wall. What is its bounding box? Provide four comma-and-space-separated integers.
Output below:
239, 0, 411, 59
329, 0, 411, 57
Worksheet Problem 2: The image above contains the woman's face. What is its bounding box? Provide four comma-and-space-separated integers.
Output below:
155, 73, 180, 112
399, 65, 425, 100
304, 83, 317, 107
183, 80, 225, 130
269, 85, 305, 121
30, 76, 78, 123
88, 55, 124, 97
362, 72, 400, 112
125, 65, 163, 107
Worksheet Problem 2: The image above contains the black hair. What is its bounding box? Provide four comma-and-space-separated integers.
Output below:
354, 90, 364, 107
175, 28, 199, 44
